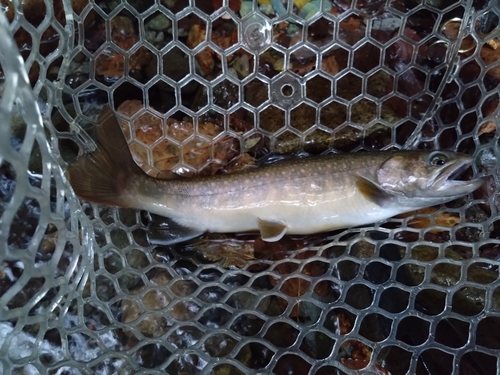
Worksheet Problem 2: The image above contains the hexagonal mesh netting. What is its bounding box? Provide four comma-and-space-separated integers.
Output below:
1, 0, 500, 374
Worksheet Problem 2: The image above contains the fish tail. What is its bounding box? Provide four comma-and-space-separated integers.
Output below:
67, 105, 143, 206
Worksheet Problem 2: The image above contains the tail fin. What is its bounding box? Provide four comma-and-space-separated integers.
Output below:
67, 105, 143, 206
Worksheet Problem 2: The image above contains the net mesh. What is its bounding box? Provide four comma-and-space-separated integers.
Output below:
1, 0, 500, 374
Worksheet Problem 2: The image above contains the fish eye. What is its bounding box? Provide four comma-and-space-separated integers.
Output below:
428, 152, 448, 167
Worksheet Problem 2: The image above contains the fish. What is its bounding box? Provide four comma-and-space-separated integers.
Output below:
67, 106, 482, 244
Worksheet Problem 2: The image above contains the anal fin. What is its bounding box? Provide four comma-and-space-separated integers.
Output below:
257, 218, 287, 242
147, 213, 204, 246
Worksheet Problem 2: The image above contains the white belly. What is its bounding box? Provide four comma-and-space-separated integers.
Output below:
172, 188, 402, 235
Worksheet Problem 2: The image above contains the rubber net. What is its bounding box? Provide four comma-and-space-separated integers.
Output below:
1, 0, 500, 374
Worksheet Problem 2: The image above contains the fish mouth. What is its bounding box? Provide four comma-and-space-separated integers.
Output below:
429, 158, 482, 195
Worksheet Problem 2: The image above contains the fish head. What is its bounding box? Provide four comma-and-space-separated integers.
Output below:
376, 151, 482, 202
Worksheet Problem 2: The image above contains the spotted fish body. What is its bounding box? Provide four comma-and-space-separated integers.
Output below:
68, 106, 482, 243
131, 154, 413, 235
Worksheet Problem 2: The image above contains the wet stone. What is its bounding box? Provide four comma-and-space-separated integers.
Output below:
121, 272, 173, 337
146, 13, 172, 31
249, 73, 399, 153
9, 116, 46, 175
349, 240, 376, 259
146, 49, 198, 95
8, 197, 41, 250
126, 249, 150, 270
405, 246, 500, 316
192, 79, 239, 112
117, 272, 144, 293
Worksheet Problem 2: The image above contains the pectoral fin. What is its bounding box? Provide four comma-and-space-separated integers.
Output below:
355, 175, 394, 207
257, 218, 288, 242
147, 213, 204, 246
